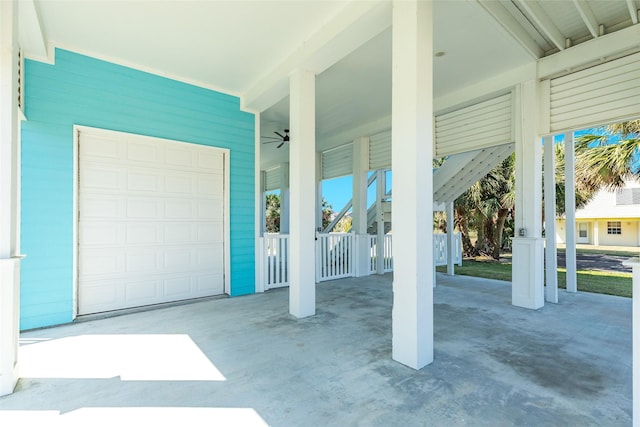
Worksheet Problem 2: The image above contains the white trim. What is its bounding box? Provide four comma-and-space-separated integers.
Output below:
73, 125, 232, 315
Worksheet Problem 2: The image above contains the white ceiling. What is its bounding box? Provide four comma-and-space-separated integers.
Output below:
19, 0, 640, 170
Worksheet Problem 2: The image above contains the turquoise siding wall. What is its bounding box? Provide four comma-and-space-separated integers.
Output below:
21, 49, 255, 330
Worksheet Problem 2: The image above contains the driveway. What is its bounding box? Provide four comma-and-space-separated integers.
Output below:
556, 251, 633, 273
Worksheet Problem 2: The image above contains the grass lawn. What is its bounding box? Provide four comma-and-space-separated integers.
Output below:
436, 259, 633, 298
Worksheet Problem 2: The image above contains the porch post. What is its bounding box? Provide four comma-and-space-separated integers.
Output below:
353, 137, 371, 277
279, 162, 290, 234
543, 135, 558, 303
622, 257, 640, 427
564, 131, 577, 293
376, 170, 386, 275
0, 0, 21, 396
593, 221, 599, 246
316, 152, 323, 232
512, 80, 544, 310
289, 69, 316, 318
391, 0, 434, 369
446, 202, 455, 276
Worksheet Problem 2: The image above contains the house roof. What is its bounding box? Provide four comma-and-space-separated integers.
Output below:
19, 0, 640, 170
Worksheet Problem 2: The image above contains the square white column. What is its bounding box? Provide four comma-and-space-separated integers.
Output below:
543, 135, 558, 303
279, 162, 290, 234
446, 202, 455, 276
376, 170, 386, 275
512, 80, 544, 310
564, 131, 577, 293
353, 137, 371, 277
289, 69, 316, 318
391, 0, 434, 370
0, 0, 21, 396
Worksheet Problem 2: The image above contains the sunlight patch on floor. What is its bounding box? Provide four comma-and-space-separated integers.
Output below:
18, 334, 225, 381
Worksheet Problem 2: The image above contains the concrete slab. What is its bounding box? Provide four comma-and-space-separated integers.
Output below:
0, 273, 632, 426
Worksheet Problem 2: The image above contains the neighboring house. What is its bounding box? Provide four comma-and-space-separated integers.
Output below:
556, 180, 640, 247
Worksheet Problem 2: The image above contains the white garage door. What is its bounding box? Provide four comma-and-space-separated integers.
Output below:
77, 128, 226, 315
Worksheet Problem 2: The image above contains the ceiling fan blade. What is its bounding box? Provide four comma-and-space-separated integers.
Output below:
274, 131, 285, 139
261, 137, 282, 141
277, 142, 285, 148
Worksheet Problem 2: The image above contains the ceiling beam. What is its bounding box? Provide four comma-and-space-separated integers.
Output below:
538, 24, 640, 79
475, 0, 543, 59
514, 0, 566, 52
572, 0, 600, 38
241, 1, 391, 113
626, 0, 639, 24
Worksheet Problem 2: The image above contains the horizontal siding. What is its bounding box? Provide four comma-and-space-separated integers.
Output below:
435, 94, 513, 157
549, 52, 640, 132
265, 167, 280, 191
322, 144, 353, 179
369, 130, 391, 170
21, 49, 255, 329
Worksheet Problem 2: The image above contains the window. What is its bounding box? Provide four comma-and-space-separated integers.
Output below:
578, 223, 587, 238
607, 221, 622, 235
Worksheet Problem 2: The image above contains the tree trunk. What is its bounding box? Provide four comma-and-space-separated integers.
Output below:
492, 208, 509, 259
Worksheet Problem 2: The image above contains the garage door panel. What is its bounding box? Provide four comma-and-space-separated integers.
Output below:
164, 277, 194, 297
196, 223, 223, 243
126, 140, 162, 164
197, 174, 223, 195
196, 246, 223, 267
163, 249, 193, 271
79, 281, 122, 312
125, 223, 161, 245
126, 199, 161, 219
80, 134, 121, 159
82, 166, 124, 191
80, 249, 123, 276
124, 279, 161, 304
165, 199, 195, 219
81, 197, 122, 219
196, 274, 224, 293
165, 147, 195, 168
127, 171, 161, 192
197, 151, 224, 171
164, 223, 193, 243
81, 222, 122, 246
125, 250, 161, 273
165, 173, 195, 194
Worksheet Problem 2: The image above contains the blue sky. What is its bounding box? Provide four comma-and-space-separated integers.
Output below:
322, 171, 392, 213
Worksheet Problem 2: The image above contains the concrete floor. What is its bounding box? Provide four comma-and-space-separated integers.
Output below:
0, 273, 632, 426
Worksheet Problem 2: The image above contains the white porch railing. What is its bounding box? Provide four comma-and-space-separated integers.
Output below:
262, 232, 462, 288
434, 233, 463, 267
368, 234, 393, 274
264, 233, 289, 290
316, 233, 355, 282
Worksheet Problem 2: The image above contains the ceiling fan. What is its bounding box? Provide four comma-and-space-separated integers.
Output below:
262, 129, 290, 148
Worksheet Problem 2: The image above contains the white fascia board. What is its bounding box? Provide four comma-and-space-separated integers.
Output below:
434, 63, 536, 114
317, 114, 391, 154
537, 24, 640, 79
18, 0, 48, 62
475, 0, 543, 59
241, 1, 392, 113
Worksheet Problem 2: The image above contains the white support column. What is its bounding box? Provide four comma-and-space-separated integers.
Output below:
564, 131, 577, 293
622, 257, 640, 427
391, 0, 434, 370
376, 170, 386, 275
255, 111, 266, 294
315, 152, 323, 232
543, 135, 558, 303
446, 202, 455, 276
289, 69, 316, 319
353, 137, 371, 277
593, 221, 599, 246
279, 162, 290, 234
0, 0, 21, 397
512, 80, 544, 310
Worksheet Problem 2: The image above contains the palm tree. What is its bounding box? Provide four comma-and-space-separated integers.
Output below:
575, 119, 640, 190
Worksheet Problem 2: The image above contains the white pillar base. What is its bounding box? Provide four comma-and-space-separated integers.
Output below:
354, 234, 371, 277
622, 257, 639, 427
512, 237, 544, 310
0, 257, 20, 396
